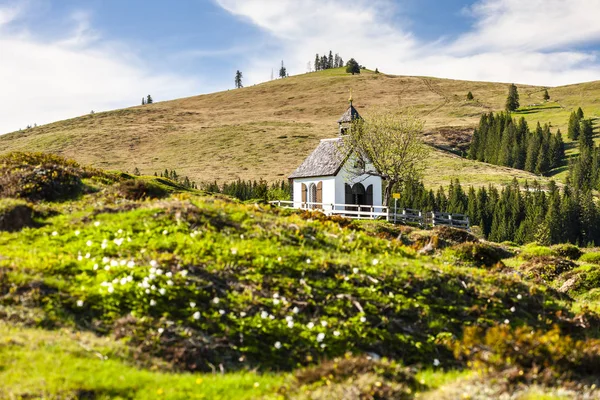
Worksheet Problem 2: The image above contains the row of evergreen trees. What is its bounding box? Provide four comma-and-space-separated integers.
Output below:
314, 51, 344, 71
153, 169, 197, 189
567, 107, 591, 141
201, 179, 290, 202
395, 178, 599, 246
468, 112, 565, 175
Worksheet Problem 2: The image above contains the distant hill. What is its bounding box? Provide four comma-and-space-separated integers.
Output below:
2, 67, 599, 188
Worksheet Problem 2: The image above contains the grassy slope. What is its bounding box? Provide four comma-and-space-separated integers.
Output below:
5, 67, 596, 188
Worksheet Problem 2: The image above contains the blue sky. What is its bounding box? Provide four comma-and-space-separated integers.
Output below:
1, 0, 600, 133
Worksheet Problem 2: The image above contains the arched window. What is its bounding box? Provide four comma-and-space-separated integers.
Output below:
309, 183, 317, 207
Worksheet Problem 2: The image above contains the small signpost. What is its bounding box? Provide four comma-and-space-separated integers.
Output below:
392, 193, 400, 223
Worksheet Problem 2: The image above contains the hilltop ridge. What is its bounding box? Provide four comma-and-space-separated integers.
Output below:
2, 68, 599, 188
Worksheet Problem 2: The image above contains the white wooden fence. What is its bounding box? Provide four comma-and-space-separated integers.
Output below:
269, 201, 470, 230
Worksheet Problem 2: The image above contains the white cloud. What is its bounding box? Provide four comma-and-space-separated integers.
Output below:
0, 4, 201, 134
215, 0, 600, 88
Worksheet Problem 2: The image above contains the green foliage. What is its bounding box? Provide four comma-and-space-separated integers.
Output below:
202, 178, 290, 202
466, 91, 474, 100
345, 58, 361, 75
520, 243, 557, 259
146, 94, 153, 104
579, 252, 600, 265
505, 84, 520, 111
116, 179, 170, 200
468, 112, 564, 175
551, 243, 582, 260
447, 242, 504, 268
279, 61, 287, 78
451, 324, 600, 385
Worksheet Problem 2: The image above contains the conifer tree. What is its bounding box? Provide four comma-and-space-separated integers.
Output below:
314, 54, 320, 71
579, 119, 594, 150
568, 111, 581, 140
279, 61, 287, 78
466, 91, 474, 100
142, 97, 146, 105
146, 95, 153, 104
577, 107, 584, 119
505, 84, 519, 111
328, 50, 333, 69
235, 70, 243, 88
543, 89, 550, 101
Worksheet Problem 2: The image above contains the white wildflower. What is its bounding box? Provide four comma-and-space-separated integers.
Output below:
193, 311, 201, 320
372, 259, 379, 266
292, 307, 299, 314
274, 341, 282, 349
119, 260, 127, 266
86, 240, 93, 247
180, 270, 188, 277
213, 297, 220, 304
156, 268, 163, 275
307, 322, 315, 329
287, 320, 294, 328
240, 312, 247, 317
510, 306, 516, 313
110, 260, 118, 267
145, 289, 150, 294
189, 302, 196, 308
75, 230, 80, 236
277, 257, 282, 262
231, 248, 238, 255
101, 242, 107, 249
117, 229, 123, 234
433, 359, 440, 367
150, 260, 158, 267
504, 319, 510, 324
333, 330, 340, 337
285, 316, 294, 322
162, 229, 168, 235
517, 294, 523, 300
85, 253, 91, 259
127, 260, 135, 268
158, 328, 164, 334
77, 255, 83, 261
360, 316, 367, 323
353, 268, 359, 274
93, 264, 98, 270
159, 288, 166, 295
316, 333, 325, 342
94, 221, 101, 227
104, 265, 110, 271
150, 299, 156, 306
76, 300, 84, 307
114, 238, 124, 246
306, 258, 311, 264
102, 257, 109, 264
165, 272, 172, 278
219, 309, 225, 315
149, 267, 156, 274
107, 286, 114, 294
166, 280, 173, 286
269, 314, 275, 320
261, 311, 269, 319
52, 231, 58, 236
320, 320, 328, 327
273, 299, 280, 305
120, 278, 127, 285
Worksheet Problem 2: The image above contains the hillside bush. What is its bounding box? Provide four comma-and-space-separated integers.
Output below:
520, 243, 557, 259
551, 243, 582, 260
579, 252, 600, 265
450, 324, 600, 385
0, 152, 90, 201
448, 242, 504, 267
116, 179, 169, 200
557, 265, 600, 295
292, 356, 417, 399
521, 256, 576, 281
0, 199, 36, 231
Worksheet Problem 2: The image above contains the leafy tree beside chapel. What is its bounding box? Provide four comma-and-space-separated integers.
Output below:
346, 58, 361, 75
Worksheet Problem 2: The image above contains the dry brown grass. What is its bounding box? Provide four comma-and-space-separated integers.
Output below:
2, 67, 595, 188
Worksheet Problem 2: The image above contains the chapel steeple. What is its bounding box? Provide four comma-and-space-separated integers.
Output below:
337, 90, 362, 135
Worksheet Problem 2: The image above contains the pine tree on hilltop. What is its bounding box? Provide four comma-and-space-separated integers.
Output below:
314, 54, 320, 71
466, 91, 474, 100
235, 70, 243, 89
279, 61, 287, 78
141, 97, 146, 105
346, 58, 360, 75
328, 50, 333, 69
505, 84, 519, 111
543, 88, 550, 101
146, 95, 153, 104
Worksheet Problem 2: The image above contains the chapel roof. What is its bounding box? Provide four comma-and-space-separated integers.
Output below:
337, 103, 362, 123
288, 138, 348, 179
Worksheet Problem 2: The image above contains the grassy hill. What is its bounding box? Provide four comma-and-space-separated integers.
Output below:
3, 68, 599, 189
2, 153, 600, 398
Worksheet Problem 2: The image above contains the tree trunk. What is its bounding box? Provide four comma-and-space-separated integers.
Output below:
383, 180, 396, 207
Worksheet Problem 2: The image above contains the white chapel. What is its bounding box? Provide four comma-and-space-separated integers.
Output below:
288, 98, 383, 211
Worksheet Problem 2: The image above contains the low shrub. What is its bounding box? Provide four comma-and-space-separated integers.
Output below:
579, 252, 600, 265
450, 324, 600, 385
449, 242, 505, 267
433, 226, 478, 245
521, 256, 576, 281
551, 244, 582, 260
0, 152, 90, 201
557, 265, 600, 295
293, 356, 417, 400
520, 243, 556, 260
0, 199, 36, 231
116, 179, 169, 200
